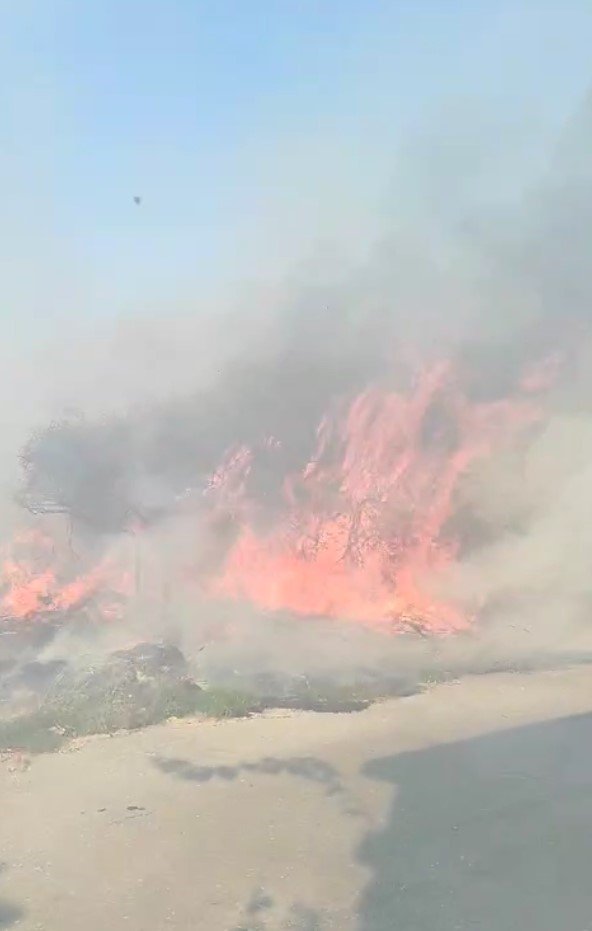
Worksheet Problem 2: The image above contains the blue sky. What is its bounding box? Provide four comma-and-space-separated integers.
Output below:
1, 0, 592, 329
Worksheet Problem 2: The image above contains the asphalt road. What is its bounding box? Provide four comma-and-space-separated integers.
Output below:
1, 665, 592, 930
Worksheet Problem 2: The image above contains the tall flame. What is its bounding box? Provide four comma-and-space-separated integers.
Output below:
0, 357, 549, 633
207, 361, 540, 632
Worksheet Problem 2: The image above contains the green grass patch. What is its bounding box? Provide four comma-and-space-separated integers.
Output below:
0, 678, 207, 753
194, 688, 264, 719
0, 645, 423, 754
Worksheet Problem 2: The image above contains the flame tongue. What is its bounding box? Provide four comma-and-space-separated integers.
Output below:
0, 357, 546, 634
0, 529, 130, 622
208, 361, 539, 632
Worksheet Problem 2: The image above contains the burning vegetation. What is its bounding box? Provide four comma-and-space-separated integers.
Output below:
206, 358, 544, 631
2, 98, 592, 741
1, 346, 554, 637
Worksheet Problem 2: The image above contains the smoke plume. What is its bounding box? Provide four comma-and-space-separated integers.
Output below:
3, 95, 592, 686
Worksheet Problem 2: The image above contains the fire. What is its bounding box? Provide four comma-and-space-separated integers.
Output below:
0, 355, 550, 635
207, 361, 541, 632
0, 529, 130, 622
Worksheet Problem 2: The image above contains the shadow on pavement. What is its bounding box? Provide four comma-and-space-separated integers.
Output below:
0, 903, 22, 930
232, 888, 324, 930
357, 711, 592, 930
0, 865, 24, 929
152, 754, 343, 795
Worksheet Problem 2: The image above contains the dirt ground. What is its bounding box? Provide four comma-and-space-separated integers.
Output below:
2, 665, 592, 931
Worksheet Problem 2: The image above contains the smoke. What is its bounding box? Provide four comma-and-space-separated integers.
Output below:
436, 97, 592, 653
4, 94, 592, 687
446, 414, 592, 652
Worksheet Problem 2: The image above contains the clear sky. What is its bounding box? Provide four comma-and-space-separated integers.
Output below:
1, 0, 592, 329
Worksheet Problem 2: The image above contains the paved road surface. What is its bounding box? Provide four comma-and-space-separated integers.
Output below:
1, 666, 592, 930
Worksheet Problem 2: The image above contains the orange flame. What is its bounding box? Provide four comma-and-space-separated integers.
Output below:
0, 357, 551, 634
207, 361, 540, 632
0, 530, 130, 622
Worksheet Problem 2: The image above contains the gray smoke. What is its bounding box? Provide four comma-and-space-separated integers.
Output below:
5, 95, 592, 684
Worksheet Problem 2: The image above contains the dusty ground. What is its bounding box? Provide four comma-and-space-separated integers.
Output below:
1, 665, 592, 930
